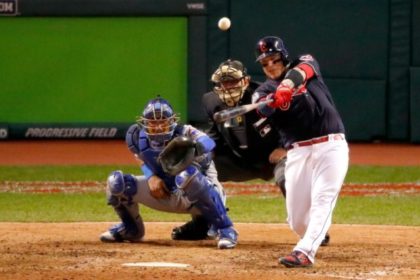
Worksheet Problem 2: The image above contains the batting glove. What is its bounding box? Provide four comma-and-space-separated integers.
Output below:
268, 80, 294, 108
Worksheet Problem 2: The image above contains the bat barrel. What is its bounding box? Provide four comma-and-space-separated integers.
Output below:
212, 99, 272, 123
213, 107, 245, 123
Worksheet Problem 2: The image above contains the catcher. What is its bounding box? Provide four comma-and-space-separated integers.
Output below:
99, 96, 238, 249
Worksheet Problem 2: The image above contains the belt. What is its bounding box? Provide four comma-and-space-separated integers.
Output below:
287, 133, 345, 150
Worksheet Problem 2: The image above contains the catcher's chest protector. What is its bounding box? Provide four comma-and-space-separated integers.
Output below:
135, 128, 185, 191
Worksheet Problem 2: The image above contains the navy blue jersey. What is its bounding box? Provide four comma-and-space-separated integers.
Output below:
253, 54, 345, 149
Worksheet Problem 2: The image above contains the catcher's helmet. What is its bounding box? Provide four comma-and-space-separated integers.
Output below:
211, 59, 250, 107
255, 36, 289, 63
138, 96, 179, 149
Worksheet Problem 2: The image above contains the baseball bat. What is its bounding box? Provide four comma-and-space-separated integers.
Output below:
213, 99, 273, 123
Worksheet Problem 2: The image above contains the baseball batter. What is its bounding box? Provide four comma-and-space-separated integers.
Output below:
99, 97, 238, 249
252, 36, 349, 267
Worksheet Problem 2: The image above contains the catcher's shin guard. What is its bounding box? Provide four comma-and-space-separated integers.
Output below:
102, 171, 144, 242
100, 205, 144, 243
175, 166, 233, 230
106, 171, 139, 205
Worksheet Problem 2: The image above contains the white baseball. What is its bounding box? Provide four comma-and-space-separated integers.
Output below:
218, 17, 231, 31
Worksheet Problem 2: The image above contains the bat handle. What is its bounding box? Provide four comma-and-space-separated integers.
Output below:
257, 98, 274, 108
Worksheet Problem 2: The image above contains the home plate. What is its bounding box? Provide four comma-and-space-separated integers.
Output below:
122, 262, 190, 268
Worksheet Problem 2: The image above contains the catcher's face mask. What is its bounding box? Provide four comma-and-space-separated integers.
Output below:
211, 60, 250, 107
138, 97, 179, 149
142, 118, 176, 135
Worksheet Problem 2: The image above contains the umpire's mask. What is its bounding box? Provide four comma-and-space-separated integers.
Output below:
211, 59, 250, 107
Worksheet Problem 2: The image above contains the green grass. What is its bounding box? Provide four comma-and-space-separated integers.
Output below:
0, 192, 418, 226
0, 165, 138, 181
0, 192, 190, 223
1, 165, 419, 182
346, 166, 420, 183
0, 165, 419, 225
334, 196, 420, 225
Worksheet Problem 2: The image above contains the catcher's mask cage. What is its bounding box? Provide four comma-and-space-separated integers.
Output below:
255, 36, 289, 65
137, 97, 179, 148
211, 59, 249, 107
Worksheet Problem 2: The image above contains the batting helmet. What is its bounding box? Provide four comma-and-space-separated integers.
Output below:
255, 36, 289, 63
137, 96, 179, 149
211, 59, 250, 107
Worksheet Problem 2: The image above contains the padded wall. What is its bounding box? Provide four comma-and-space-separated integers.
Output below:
220, 0, 389, 141
326, 79, 387, 140
412, 0, 420, 66
410, 68, 420, 142
387, 0, 411, 140
229, 0, 389, 79
410, 1, 420, 142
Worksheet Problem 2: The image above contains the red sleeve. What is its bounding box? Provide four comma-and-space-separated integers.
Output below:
297, 63, 315, 80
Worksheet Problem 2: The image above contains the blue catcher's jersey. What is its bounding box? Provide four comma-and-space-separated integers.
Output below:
125, 123, 215, 192
253, 54, 345, 149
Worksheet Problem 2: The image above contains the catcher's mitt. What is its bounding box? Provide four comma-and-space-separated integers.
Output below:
158, 136, 196, 176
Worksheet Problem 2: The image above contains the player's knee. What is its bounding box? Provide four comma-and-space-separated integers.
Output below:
175, 165, 200, 190
107, 170, 125, 196
106, 170, 138, 206
175, 165, 216, 202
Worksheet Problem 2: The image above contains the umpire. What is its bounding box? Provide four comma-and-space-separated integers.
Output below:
203, 59, 286, 185
171, 59, 287, 240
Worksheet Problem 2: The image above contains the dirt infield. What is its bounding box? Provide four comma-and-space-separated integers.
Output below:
0, 140, 419, 279
0, 222, 419, 280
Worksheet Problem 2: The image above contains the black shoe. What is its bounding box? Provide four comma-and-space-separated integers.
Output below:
171, 216, 210, 240
320, 232, 330, 246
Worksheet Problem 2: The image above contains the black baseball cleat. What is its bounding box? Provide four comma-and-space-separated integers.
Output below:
320, 232, 330, 246
171, 216, 210, 240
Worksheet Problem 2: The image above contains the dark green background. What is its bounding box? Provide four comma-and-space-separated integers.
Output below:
207, 0, 418, 142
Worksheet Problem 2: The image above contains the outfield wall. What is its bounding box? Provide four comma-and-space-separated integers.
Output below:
0, 0, 205, 139
0, 0, 419, 142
